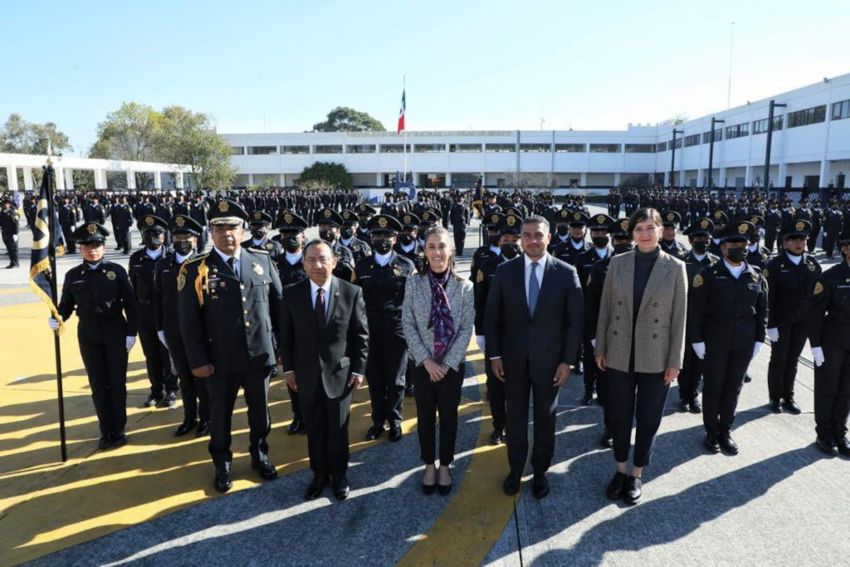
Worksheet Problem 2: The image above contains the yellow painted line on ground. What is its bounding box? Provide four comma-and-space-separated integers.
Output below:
397, 355, 517, 567
0, 287, 31, 296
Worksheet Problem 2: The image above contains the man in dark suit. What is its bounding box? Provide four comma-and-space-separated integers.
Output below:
485, 215, 584, 499
178, 199, 283, 493
280, 239, 369, 501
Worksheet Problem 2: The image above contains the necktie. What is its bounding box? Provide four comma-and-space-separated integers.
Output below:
227, 256, 238, 277
315, 288, 325, 328
528, 261, 540, 314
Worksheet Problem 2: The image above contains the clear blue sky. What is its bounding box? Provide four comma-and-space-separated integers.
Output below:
2, 0, 847, 155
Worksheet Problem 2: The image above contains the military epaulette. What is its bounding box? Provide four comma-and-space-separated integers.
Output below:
248, 248, 270, 255
185, 253, 209, 265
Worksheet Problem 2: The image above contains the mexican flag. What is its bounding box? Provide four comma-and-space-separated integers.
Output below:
397, 88, 406, 133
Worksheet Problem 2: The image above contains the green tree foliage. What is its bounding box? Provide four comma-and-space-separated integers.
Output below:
312, 107, 385, 132
298, 162, 352, 190
0, 113, 73, 155
89, 102, 161, 161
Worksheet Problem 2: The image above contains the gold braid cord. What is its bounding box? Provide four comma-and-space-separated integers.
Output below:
194, 260, 209, 307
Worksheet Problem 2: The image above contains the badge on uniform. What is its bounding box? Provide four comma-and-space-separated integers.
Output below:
177, 273, 186, 291
814, 282, 824, 295
693, 274, 703, 288
252, 263, 263, 276
106, 271, 116, 281
265, 243, 274, 250
807, 263, 816, 272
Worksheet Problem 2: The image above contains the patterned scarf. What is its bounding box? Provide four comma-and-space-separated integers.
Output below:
427, 270, 455, 363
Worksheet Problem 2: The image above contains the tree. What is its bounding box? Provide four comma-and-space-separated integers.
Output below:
89, 102, 161, 161
0, 113, 73, 155
298, 162, 352, 190
312, 107, 385, 132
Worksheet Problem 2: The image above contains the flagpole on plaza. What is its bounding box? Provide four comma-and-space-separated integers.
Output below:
402, 76, 407, 185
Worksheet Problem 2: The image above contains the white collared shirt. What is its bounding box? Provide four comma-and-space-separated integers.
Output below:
785, 251, 803, 265
489, 245, 501, 255
310, 279, 332, 316
524, 253, 547, 300
724, 259, 746, 279
374, 251, 392, 267
570, 239, 585, 250
747, 243, 759, 253
145, 247, 163, 260
400, 242, 415, 253
175, 253, 190, 264
692, 252, 706, 262
594, 247, 609, 260
213, 246, 242, 276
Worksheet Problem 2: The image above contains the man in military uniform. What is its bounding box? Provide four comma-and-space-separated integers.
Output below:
110, 195, 133, 254
745, 215, 770, 269
58, 196, 80, 254
807, 224, 850, 456
243, 210, 283, 261
470, 212, 503, 286
822, 199, 844, 259
689, 221, 767, 455
678, 217, 719, 412
660, 211, 689, 260
394, 212, 424, 272
154, 214, 210, 437
765, 219, 821, 414
178, 199, 283, 492
84, 195, 106, 224
548, 208, 573, 250
474, 212, 523, 444
0, 199, 20, 268
551, 211, 590, 266
50, 222, 137, 449
339, 210, 373, 263
315, 207, 356, 283
355, 203, 377, 245
130, 214, 178, 408
449, 194, 470, 256
355, 214, 415, 442
764, 200, 782, 253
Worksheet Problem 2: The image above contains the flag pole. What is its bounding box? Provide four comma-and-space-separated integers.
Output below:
44, 162, 68, 462
402, 75, 407, 185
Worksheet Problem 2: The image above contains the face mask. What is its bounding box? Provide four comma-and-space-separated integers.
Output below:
489, 234, 500, 246
282, 235, 300, 253
399, 234, 414, 245
144, 232, 164, 250
691, 241, 708, 254
592, 236, 609, 248
500, 243, 521, 259
556, 225, 569, 236
250, 228, 266, 240
613, 243, 633, 255
341, 227, 354, 239
319, 229, 336, 243
373, 239, 393, 255
173, 241, 193, 256
726, 247, 746, 263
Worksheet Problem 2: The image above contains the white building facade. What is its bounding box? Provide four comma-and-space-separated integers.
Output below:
224, 73, 850, 191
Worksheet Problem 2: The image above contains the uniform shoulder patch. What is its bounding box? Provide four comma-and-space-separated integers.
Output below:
813, 281, 824, 295
693, 274, 704, 288
186, 253, 209, 264
476, 270, 484, 283
177, 272, 187, 291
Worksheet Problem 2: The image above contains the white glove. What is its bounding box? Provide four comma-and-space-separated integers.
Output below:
692, 342, 706, 360
475, 335, 486, 354
812, 346, 825, 367
157, 330, 168, 348
126, 336, 136, 352
12, 234, 18, 242
752, 342, 765, 358
591, 339, 597, 349
48, 316, 60, 331
766, 328, 779, 342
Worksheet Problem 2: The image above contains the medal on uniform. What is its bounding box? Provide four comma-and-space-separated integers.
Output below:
252, 263, 263, 276
177, 273, 186, 291
106, 271, 116, 281
813, 282, 823, 295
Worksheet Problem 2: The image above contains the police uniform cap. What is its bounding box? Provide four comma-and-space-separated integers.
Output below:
611, 217, 632, 238
498, 213, 523, 235
249, 210, 273, 225
340, 210, 358, 225
138, 214, 168, 233
720, 221, 756, 243
357, 203, 377, 215
314, 207, 343, 227
783, 219, 811, 238
368, 214, 402, 234
568, 211, 589, 227
661, 211, 681, 227
683, 217, 715, 238
73, 222, 110, 244
209, 199, 248, 225
589, 213, 615, 231
400, 212, 420, 228
170, 214, 203, 236
275, 210, 308, 231
487, 212, 506, 229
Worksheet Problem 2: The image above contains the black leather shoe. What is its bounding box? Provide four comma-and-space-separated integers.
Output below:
287, 417, 305, 435
214, 462, 232, 493
366, 424, 384, 441
744, 374, 752, 383
770, 399, 782, 414
679, 399, 690, 412
388, 426, 403, 442
816, 437, 838, 456
404, 385, 416, 398
600, 428, 613, 448
689, 398, 702, 414
164, 391, 178, 408
704, 434, 721, 454
142, 394, 162, 408
422, 470, 436, 495
251, 456, 279, 481
532, 473, 550, 499
606, 471, 627, 500
332, 474, 350, 500
174, 420, 197, 437
503, 470, 521, 495
97, 436, 111, 450
305, 473, 328, 500
111, 432, 127, 448
836, 437, 850, 457
782, 399, 802, 415
437, 468, 453, 495
624, 476, 642, 505
489, 428, 504, 445
718, 433, 739, 455
581, 393, 593, 406
196, 421, 210, 437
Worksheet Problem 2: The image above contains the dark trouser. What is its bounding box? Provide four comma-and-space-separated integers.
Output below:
165, 331, 208, 423
61, 224, 76, 253
823, 232, 836, 257
117, 225, 131, 253
207, 366, 272, 466
405, 359, 416, 392
607, 368, 669, 468
767, 320, 808, 402
807, 230, 819, 254
814, 344, 850, 441
702, 346, 752, 436
504, 363, 559, 474
288, 386, 302, 420
765, 230, 777, 253
414, 364, 464, 465
583, 339, 600, 397
2, 232, 18, 265
453, 229, 466, 256
485, 364, 506, 432
679, 342, 704, 403
304, 385, 352, 476
78, 322, 128, 438
137, 310, 177, 398
365, 328, 408, 428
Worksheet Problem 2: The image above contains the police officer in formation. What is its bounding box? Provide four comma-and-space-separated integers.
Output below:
1, 198, 20, 268
314, 207, 356, 283
243, 210, 283, 261
340, 209, 373, 263
660, 211, 689, 260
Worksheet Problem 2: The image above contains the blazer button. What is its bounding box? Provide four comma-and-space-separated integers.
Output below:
245, 321, 251, 327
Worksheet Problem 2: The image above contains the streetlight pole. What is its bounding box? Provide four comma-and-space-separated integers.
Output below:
670, 129, 683, 187
707, 118, 725, 191
764, 99, 786, 197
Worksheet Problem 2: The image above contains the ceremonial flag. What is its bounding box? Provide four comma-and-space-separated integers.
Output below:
29, 167, 65, 328
397, 88, 406, 133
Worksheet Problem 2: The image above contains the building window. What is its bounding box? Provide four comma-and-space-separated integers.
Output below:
787, 105, 827, 128
752, 117, 783, 135
724, 123, 749, 140
248, 145, 277, 155
313, 145, 342, 154
520, 143, 550, 152
670, 138, 682, 149
414, 144, 446, 153
624, 144, 655, 153
230, 146, 245, 155
831, 100, 850, 121
485, 143, 516, 153
683, 134, 700, 147
554, 143, 586, 153
701, 129, 723, 144
347, 144, 376, 154
656, 142, 667, 152
280, 145, 309, 154
379, 144, 410, 153
590, 144, 621, 153
449, 143, 482, 152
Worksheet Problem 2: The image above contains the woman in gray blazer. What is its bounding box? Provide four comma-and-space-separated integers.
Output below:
402, 226, 474, 495
595, 207, 688, 505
